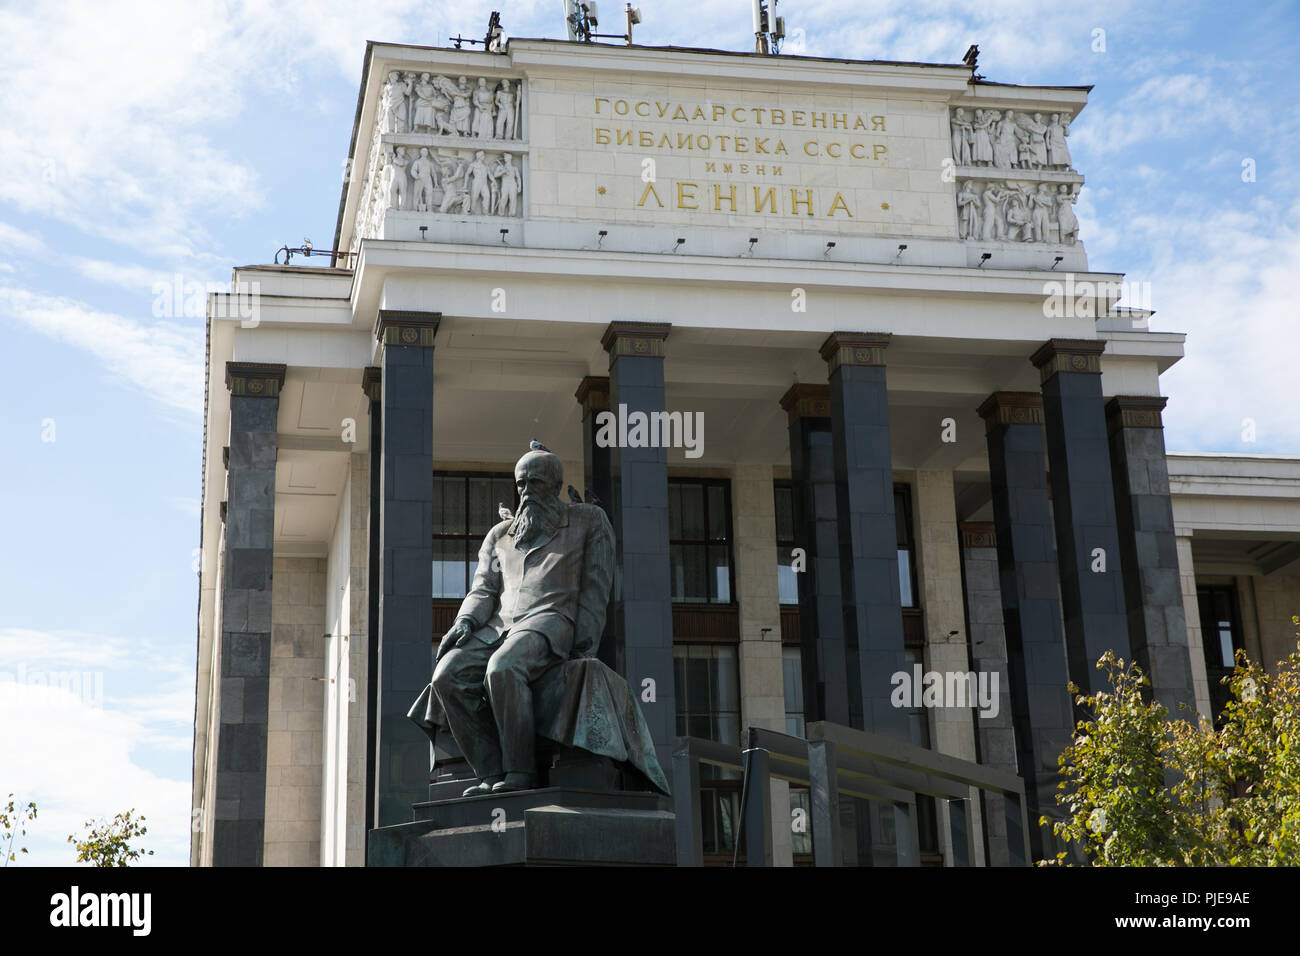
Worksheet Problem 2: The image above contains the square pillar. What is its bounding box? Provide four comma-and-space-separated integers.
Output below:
912, 468, 984, 865
601, 322, 675, 786
361, 367, 382, 832
575, 375, 617, 671
977, 391, 1073, 862
1105, 396, 1196, 716
958, 522, 1017, 867
730, 462, 795, 866
1031, 339, 1131, 690
373, 311, 438, 827
820, 332, 908, 738
779, 384, 851, 726
213, 361, 285, 866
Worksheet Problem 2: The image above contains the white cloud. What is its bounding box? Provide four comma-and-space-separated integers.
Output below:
0, 627, 194, 866
0, 220, 47, 256
0, 286, 204, 417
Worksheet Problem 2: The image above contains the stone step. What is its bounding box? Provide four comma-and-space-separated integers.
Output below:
409, 785, 668, 830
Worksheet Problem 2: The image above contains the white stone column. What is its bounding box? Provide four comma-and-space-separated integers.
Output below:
345, 452, 370, 866
1175, 532, 1213, 720
912, 469, 984, 865
730, 462, 793, 866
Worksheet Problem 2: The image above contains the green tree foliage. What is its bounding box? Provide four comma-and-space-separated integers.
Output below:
1044, 623, 1300, 866
1, 795, 38, 865
68, 809, 155, 867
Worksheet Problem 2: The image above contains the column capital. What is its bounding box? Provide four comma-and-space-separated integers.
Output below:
1029, 338, 1105, 382
778, 383, 831, 423
976, 391, 1043, 432
361, 366, 382, 403
225, 361, 286, 398
375, 310, 441, 348
574, 375, 611, 412
819, 332, 891, 372
1105, 395, 1167, 433
601, 321, 670, 358
958, 521, 997, 549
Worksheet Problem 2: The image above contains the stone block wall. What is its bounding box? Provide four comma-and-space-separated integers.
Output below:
265, 556, 326, 866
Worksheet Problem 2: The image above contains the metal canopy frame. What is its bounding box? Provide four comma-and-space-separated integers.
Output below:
673, 720, 1031, 867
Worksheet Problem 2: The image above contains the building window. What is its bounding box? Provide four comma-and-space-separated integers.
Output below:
895, 485, 918, 608
431, 472, 515, 598
772, 480, 918, 608
1197, 584, 1243, 720
674, 643, 743, 860
782, 646, 805, 738
774, 481, 799, 605
668, 479, 734, 604
673, 644, 740, 745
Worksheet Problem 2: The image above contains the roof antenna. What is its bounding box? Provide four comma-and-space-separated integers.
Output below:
753, 0, 785, 54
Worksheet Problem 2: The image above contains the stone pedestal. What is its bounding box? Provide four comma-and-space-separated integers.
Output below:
367, 788, 675, 867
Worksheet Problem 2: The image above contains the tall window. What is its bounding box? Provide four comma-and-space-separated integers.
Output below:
774, 481, 799, 605
673, 644, 740, 745
782, 645, 805, 738
1197, 584, 1243, 720
431, 472, 515, 598
668, 479, 733, 604
894, 485, 918, 608
675, 643, 742, 860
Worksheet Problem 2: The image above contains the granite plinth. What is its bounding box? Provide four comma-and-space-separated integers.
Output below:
367, 787, 675, 866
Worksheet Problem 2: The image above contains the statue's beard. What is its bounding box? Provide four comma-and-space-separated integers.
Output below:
512, 493, 563, 548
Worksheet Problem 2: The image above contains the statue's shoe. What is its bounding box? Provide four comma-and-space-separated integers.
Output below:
462, 778, 503, 797
490, 773, 535, 793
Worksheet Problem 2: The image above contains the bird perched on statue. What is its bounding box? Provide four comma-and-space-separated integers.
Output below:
498, 502, 514, 521
529, 439, 551, 452
567, 485, 583, 503
584, 487, 601, 508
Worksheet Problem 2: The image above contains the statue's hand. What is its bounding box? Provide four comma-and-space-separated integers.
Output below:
436, 618, 474, 660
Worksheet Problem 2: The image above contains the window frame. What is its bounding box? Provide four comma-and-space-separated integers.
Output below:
667, 476, 737, 606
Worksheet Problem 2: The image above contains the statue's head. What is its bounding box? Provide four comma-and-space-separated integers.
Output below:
514, 449, 562, 505
512, 449, 564, 544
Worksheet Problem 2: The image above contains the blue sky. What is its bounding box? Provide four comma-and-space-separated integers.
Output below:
0, 0, 1296, 866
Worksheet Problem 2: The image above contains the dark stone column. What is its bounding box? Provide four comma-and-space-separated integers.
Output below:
1106, 396, 1195, 715
373, 311, 438, 828
601, 322, 675, 785
819, 332, 907, 738
575, 376, 617, 671
1030, 340, 1131, 691
977, 391, 1073, 862
957, 522, 1016, 867
779, 384, 851, 726
213, 361, 285, 867
361, 367, 381, 832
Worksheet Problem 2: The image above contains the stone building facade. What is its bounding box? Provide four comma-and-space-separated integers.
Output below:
190, 37, 1300, 866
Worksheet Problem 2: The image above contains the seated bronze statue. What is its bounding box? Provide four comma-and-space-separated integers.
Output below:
409, 446, 668, 797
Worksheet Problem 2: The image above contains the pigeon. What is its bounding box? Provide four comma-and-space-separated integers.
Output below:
529, 439, 551, 452
584, 487, 601, 508
498, 502, 514, 521
567, 485, 583, 503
